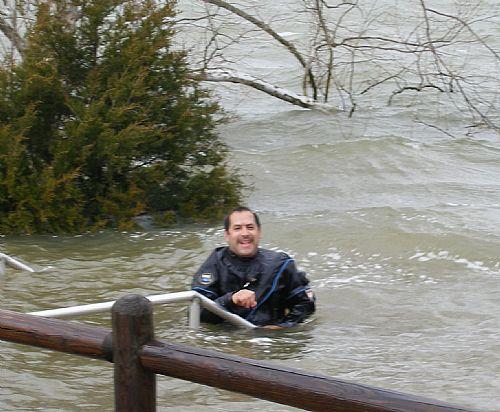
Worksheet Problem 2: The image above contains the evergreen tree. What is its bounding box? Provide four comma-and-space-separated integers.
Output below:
0, 0, 241, 234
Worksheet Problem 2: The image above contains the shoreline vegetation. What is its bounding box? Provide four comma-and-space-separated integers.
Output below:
0, 0, 242, 235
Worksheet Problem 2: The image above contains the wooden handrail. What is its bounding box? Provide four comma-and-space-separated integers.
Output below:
0, 297, 478, 412
0, 307, 112, 360
140, 340, 475, 412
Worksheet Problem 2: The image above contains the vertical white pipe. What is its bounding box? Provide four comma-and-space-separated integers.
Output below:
189, 297, 201, 330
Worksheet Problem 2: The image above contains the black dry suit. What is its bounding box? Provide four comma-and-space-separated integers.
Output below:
192, 246, 315, 327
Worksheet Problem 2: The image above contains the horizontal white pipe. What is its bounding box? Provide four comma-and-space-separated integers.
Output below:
29, 291, 256, 329
0, 253, 35, 272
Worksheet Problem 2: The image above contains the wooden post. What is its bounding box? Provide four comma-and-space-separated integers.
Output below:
112, 294, 156, 412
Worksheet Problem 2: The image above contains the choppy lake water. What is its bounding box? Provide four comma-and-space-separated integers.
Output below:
2, 0, 500, 410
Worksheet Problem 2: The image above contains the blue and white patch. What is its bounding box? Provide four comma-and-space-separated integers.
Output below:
199, 272, 213, 285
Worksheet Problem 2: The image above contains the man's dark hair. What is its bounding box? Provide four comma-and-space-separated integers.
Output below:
224, 206, 261, 231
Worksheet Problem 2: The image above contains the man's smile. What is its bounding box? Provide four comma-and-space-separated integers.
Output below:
224, 210, 261, 257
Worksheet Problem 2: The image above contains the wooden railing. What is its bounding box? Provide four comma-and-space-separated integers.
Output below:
0, 294, 478, 412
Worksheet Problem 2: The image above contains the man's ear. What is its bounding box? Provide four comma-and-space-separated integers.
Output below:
223, 230, 230, 241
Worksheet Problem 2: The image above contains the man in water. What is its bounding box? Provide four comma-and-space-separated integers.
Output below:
192, 206, 315, 329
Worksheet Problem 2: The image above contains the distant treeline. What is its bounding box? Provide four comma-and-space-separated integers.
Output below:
0, 0, 241, 234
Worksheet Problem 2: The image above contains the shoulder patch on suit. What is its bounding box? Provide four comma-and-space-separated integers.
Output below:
199, 272, 214, 285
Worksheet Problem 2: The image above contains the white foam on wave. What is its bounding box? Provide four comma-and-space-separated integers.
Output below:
409, 250, 498, 274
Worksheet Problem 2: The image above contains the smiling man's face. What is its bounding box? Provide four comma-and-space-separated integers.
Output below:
224, 210, 261, 257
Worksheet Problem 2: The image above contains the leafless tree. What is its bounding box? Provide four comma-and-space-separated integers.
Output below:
0, 0, 30, 60
3, 0, 500, 130
176, 0, 500, 130
0, 0, 78, 60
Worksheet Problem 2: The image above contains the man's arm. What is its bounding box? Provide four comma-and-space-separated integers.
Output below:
191, 252, 231, 323
192, 250, 256, 323
279, 286, 316, 327
266, 260, 316, 329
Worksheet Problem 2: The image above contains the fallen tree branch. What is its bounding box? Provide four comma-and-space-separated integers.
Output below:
191, 69, 340, 113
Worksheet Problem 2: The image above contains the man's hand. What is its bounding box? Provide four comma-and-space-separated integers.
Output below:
232, 289, 257, 308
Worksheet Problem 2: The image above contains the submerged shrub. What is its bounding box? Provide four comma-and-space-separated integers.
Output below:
0, 0, 241, 234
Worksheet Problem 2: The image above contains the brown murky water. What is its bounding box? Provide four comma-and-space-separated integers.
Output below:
2, 0, 500, 410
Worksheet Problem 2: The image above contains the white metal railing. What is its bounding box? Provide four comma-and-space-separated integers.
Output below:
29, 291, 256, 330
1, 252, 253, 329
0, 253, 36, 275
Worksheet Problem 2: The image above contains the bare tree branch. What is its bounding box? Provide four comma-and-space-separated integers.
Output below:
4, 0, 500, 131
418, 0, 499, 130
0, 12, 25, 55
201, 0, 319, 99
425, 7, 500, 60
190, 68, 338, 113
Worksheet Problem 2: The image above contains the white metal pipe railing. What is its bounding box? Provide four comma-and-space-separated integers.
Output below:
1, 252, 254, 329
29, 291, 256, 329
0, 253, 35, 274
189, 297, 201, 329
